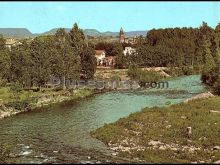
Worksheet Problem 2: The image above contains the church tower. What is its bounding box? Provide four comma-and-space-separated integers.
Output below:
119, 27, 125, 43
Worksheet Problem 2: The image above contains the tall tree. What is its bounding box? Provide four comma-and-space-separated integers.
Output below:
29, 36, 55, 88
80, 45, 96, 79
69, 23, 96, 79
69, 23, 85, 52
55, 28, 81, 90
113, 42, 124, 68
10, 42, 32, 87
202, 35, 216, 74
0, 35, 11, 82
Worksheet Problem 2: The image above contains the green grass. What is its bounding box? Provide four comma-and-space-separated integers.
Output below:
0, 86, 93, 111
92, 97, 220, 163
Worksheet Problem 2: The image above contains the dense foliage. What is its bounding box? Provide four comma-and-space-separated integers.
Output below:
127, 65, 163, 87
0, 23, 96, 90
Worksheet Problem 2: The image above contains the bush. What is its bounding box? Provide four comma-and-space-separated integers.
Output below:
127, 65, 163, 87
0, 78, 7, 86
9, 83, 22, 93
165, 66, 198, 77
52, 86, 63, 92
165, 67, 184, 77
181, 66, 194, 75
213, 77, 220, 95
0, 145, 9, 163
5, 99, 31, 110
127, 65, 142, 79
201, 65, 220, 95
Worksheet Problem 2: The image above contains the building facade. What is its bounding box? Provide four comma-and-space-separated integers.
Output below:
119, 27, 125, 43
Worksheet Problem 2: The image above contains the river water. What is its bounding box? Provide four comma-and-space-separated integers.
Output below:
0, 75, 207, 164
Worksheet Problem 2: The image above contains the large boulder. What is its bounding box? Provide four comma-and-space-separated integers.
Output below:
184, 91, 214, 103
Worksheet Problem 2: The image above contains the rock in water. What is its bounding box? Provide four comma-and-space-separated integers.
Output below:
184, 91, 214, 103
214, 160, 220, 164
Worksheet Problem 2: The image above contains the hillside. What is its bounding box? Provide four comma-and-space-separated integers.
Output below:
43, 28, 148, 37
0, 28, 148, 38
0, 28, 34, 38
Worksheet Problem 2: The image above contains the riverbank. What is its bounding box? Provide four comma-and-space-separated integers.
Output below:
0, 87, 95, 119
91, 96, 220, 163
94, 67, 171, 81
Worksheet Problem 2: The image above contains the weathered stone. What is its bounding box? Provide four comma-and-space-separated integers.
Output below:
165, 125, 171, 128
158, 146, 166, 150
210, 110, 220, 114
214, 160, 220, 164
148, 140, 163, 146
170, 147, 178, 151
111, 152, 117, 156
188, 147, 195, 153
213, 146, 220, 150
184, 91, 214, 103
186, 127, 192, 138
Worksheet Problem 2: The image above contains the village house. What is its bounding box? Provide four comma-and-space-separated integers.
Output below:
124, 36, 137, 45
5, 38, 22, 51
95, 50, 106, 66
105, 56, 116, 67
123, 46, 136, 56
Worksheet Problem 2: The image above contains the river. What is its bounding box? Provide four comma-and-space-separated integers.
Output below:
0, 75, 207, 164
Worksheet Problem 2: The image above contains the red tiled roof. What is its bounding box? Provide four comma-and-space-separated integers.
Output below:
106, 56, 115, 60
95, 50, 105, 56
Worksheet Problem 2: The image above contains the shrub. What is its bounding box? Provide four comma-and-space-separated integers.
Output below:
127, 65, 163, 87
0, 78, 7, 87
9, 83, 22, 93
181, 66, 194, 75
5, 99, 32, 110
213, 77, 220, 95
0, 145, 9, 163
52, 86, 63, 92
202, 68, 220, 95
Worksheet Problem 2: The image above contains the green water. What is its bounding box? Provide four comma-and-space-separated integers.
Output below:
0, 75, 207, 163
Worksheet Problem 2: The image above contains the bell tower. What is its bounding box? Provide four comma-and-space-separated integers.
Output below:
119, 27, 125, 43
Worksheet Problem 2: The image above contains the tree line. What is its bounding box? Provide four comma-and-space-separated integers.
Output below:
128, 22, 217, 68
0, 23, 96, 90
93, 21, 220, 94
93, 22, 220, 70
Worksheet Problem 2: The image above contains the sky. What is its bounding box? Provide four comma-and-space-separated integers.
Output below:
0, 1, 220, 33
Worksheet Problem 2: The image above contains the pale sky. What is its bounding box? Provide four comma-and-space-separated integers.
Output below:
0, 1, 220, 33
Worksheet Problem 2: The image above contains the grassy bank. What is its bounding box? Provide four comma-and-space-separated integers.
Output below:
0, 86, 94, 119
91, 97, 220, 163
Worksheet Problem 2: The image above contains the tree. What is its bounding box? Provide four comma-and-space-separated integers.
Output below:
80, 45, 96, 79
0, 36, 11, 82
69, 23, 85, 52
113, 42, 124, 68
29, 36, 55, 88
55, 28, 81, 90
10, 41, 32, 87
69, 23, 96, 79
202, 35, 216, 74
0, 34, 5, 49
0, 51, 10, 81
214, 23, 220, 66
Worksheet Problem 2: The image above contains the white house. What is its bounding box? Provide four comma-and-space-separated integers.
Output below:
95, 50, 106, 65
5, 38, 22, 51
123, 47, 136, 56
